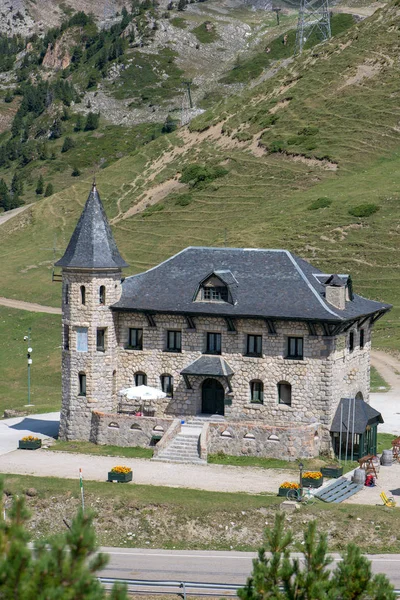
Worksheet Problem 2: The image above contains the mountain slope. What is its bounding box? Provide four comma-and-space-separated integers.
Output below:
1, 0, 400, 350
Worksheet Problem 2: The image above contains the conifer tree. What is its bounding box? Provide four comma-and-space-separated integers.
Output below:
36, 174, 44, 195
44, 183, 54, 197
0, 480, 128, 599
238, 513, 396, 600
0, 178, 10, 211
85, 112, 100, 131
75, 114, 83, 132
61, 136, 75, 153
11, 171, 23, 196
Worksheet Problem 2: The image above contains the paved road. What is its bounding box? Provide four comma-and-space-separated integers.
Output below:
98, 547, 400, 588
0, 204, 32, 226
0, 412, 60, 455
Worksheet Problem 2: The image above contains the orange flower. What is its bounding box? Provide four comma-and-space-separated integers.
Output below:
303, 471, 322, 479
21, 436, 40, 442
110, 466, 132, 474
280, 482, 300, 489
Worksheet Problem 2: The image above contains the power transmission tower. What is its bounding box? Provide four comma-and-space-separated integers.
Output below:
295, 0, 331, 54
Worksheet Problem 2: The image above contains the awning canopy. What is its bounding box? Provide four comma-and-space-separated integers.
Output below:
180, 355, 234, 377
118, 385, 166, 400
330, 397, 383, 434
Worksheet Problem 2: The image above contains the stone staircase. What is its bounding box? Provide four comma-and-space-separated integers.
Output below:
152, 422, 206, 465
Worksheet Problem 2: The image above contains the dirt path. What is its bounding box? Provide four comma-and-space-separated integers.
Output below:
0, 297, 61, 315
371, 350, 400, 393
0, 204, 32, 226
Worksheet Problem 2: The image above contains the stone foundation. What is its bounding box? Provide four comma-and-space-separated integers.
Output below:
89, 411, 173, 447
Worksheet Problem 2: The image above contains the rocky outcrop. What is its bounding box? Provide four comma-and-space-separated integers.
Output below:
42, 39, 71, 71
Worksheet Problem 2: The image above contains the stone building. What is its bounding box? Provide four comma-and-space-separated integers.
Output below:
56, 184, 391, 462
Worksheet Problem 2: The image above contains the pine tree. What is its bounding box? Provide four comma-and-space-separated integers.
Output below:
85, 112, 100, 131
71, 166, 81, 177
61, 106, 71, 121
75, 114, 83, 132
238, 513, 396, 600
11, 171, 23, 196
0, 178, 10, 211
177, 0, 187, 11
61, 136, 75, 153
0, 480, 128, 598
44, 183, 54, 197
36, 174, 44, 195
49, 117, 63, 140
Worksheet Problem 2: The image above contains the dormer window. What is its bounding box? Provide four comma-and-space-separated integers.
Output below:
203, 286, 228, 302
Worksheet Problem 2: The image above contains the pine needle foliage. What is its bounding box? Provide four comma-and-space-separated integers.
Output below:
238, 513, 395, 600
0, 480, 128, 599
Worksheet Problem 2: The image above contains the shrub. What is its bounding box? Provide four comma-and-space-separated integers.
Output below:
142, 203, 165, 217
61, 136, 75, 153
35, 175, 44, 195
85, 112, 100, 131
44, 183, 54, 197
348, 203, 379, 218
180, 163, 228, 188
233, 131, 252, 142
71, 167, 81, 177
269, 139, 286, 153
174, 194, 192, 206
298, 126, 319, 136
308, 197, 332, 210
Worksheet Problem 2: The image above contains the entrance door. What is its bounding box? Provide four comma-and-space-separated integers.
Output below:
202, 378, 225, 415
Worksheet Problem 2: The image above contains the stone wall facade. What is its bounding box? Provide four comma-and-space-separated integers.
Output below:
59, 268, 371, 457
89, 411, 173, 447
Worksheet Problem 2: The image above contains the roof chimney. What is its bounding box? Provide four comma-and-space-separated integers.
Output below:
325, 274, 346, 310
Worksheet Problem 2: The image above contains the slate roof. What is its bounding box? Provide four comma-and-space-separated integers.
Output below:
181, 356, 234, 377
112, 247, 391, 322
330, 398, 383, 434
55, 184, 128, 270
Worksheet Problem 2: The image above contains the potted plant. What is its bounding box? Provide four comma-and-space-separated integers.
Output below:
301, 471, 323, 488
278, 482, 300, 497
19, 436, 41, 450
107, 466, 132, 483
321, 464, 343, 478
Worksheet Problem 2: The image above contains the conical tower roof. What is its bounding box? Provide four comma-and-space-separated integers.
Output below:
55, 183, 128, 269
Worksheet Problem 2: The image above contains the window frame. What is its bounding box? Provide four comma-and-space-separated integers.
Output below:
349, 331, 354, 352
161, 374, 174, 398
64, 324, 70, 350
250, 380, 264, 404
134, 372, 147, 386
166, 330, 182, 353
76, 327, 88, 352
287, 337, 304, 360
246, 334, 262, 357
202, 286, 229, 302
128, 328, 143, 350
65, 283, 69, 305
78, 372, 86, 397
99, 285, 106, 305
359, 329, 364, 350
80, 285, 86, 306
206, 332, 222, 355
96, 328, 106, 352
278, 381, 292, 406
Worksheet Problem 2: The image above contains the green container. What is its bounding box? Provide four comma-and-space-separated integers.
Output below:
321, 466, 343, 478
278, 487, 299, 497
19, 439, 42, 450
107, 471, 132, 483
301, 476, 323, 488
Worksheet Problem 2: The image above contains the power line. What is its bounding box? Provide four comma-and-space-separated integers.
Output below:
295, 0, 331, 54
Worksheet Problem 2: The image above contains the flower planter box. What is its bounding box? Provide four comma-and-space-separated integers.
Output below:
107, 471, 132, 483
301, 476, 323, 488
19, 439, 41, 450
321, 466, 343, 479
278, 487, 296, 497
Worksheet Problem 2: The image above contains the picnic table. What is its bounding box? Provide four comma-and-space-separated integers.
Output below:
358, 455, 378, 479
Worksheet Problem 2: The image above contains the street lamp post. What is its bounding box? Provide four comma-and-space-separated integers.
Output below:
24, 328, 33, 407
299, 461, 304, 491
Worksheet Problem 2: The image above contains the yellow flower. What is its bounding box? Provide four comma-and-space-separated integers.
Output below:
21, 436, 40, 442
303, 471, 322, 479
110, 466, 132, 474
280, 482, 300, 489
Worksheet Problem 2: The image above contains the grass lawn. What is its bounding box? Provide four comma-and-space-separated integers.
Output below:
0, 307, 61, 415
48, 440, 153, 459
377, 433, 397, 454
371, 366, 390, 393
2, 473, 400, 552
208, 453, 358, 474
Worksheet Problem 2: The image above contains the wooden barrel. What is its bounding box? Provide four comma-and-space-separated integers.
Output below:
380, 449, 393, 466
352, 468, 366, 485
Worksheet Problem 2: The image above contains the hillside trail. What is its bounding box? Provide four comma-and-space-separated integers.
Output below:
0, 297, 61, 315
0, 204, 32, 226
371, 350, 400, 393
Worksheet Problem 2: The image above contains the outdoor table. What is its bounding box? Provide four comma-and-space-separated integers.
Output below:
358, 455, 378, 479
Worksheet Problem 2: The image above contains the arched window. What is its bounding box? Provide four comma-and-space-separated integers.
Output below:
78, 372, 86, 397
80, 285, 86, 305
250, 380, 263, 404
278, 381, 292, 406
355, 391, 363, 401
135, 372, 147, 386
161, 374, 173, 397
99, 285, 106, 305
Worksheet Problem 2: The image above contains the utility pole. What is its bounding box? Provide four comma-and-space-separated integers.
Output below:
295, 0, 331, 54
24, 328, 33, 407
272, 7, 281, 25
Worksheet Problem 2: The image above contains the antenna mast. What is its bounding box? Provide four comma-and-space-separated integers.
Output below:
295, 0, 331, 54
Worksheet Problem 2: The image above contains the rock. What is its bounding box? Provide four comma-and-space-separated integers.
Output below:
26, 488, 38, 497
280, 501, 300, 512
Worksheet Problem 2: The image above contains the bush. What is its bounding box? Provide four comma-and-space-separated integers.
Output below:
269, 139, 286, 153
308, 197, 332, 211
85, 112, 100, 131
233, 131, 252, 142
180, 163, 228, 188
174, 194, 192, 206
71, 167, 81, 177
348, 203, 379, 218
44, 183, 54, 197
4, 91, 13, 103
298, 126, 319, 136
142, 203, 165, 217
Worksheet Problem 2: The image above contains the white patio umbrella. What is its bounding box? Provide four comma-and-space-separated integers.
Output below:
118, 385, 167, 400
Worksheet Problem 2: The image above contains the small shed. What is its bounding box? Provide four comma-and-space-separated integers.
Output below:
330, 397, 383, 460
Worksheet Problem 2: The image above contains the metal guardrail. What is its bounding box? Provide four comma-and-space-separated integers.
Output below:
99, 578, 400, 598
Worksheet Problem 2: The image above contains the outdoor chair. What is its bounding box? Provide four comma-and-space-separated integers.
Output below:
380, 491, 396, 508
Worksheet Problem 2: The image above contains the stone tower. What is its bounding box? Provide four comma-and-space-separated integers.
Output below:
55, 183, 128, 441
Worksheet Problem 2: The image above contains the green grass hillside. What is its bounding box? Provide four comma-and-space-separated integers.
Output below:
1, 0, 400, 357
